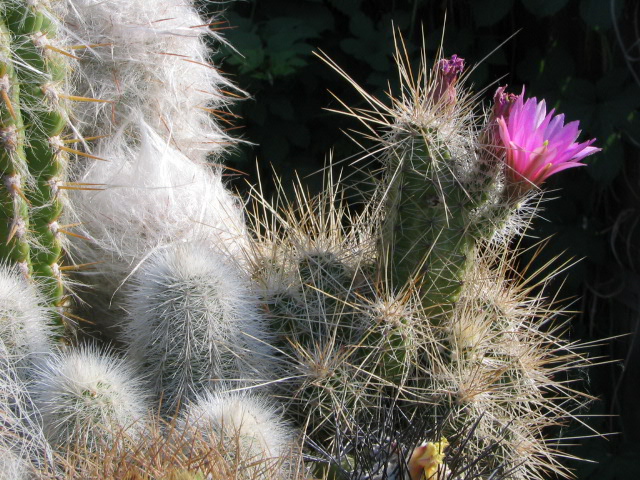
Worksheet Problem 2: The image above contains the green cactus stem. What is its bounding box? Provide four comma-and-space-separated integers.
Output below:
0, 17, 30, 275
5, 2, 69, 312
379, 133, 476, 316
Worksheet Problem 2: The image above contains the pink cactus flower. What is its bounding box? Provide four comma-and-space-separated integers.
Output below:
495, 88, 600, 194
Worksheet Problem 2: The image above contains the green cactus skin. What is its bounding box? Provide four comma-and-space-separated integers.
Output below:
267, 251, 364, 434
5, 2, 69, 311
379, 133, 476, 316
0, 17, 31, 275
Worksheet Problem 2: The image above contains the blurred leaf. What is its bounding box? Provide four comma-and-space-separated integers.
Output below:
286, 122, 311, 148
471, 0, 514, 27
263, 17, 321, 44
521, 0, 569, 16
585, 132, 623, 185
348, 11, 375, 38
327, 0, 362, 15
222, 32, 264, 74
286, 4, 335, 33
268, 96, 295, 120
579, 0, 624, 30
476, 37, 508, 65
623, 110, 640, 144
340, 13, 392, 72
261, 122, 290, 163
245, 99, 268, 126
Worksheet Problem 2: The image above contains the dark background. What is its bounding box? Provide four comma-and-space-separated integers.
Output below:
200, 1, 640, 478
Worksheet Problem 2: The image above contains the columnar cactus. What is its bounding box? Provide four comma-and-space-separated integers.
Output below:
0, 16, 30, 274
3, 1, 71, 310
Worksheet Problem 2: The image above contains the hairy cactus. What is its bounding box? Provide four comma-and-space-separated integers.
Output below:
180, 388, 299, 479
0, 263, 54, 373
30, 345, 149, 453
0, 341, 53, 476
67, 121, 248, 334
123, 241, 273, 411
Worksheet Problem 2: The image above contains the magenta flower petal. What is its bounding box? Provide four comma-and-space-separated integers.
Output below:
494, 87, 600, 194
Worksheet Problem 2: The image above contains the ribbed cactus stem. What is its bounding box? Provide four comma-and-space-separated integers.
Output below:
380, 133, 475, 315
5, 2, 68, 310
0, 17, 30, 275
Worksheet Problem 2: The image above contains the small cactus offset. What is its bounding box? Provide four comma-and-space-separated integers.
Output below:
0, 1, 602, 479
179, 388, 299, 479
30, 344, 149, 453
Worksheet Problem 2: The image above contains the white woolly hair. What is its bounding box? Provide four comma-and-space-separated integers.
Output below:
30, 344, 149, 452
123, 241, 274, 411
67, 121, 248, 325
180, 387, 297, 478
53, 0, 237, 161
0, 264, 54, 371
0, 447, 29, 480
0, 343, 53, 475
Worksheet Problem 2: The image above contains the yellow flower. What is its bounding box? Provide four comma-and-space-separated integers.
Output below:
408, 437, 449, 480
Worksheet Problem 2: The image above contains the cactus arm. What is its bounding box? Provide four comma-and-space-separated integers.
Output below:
379, 133, 475, 314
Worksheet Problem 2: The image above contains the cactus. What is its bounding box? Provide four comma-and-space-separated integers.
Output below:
0, 263, 54, 373
2, 1, 72, 311
0, 1, 601, 479
30, 344, 149, 453
0, 16, 31, 275
0, 340, 53, 476
67, 121, 249, 335
265, 44, 598, 479
179, 388, 299, 480
123, 241, 273, 412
